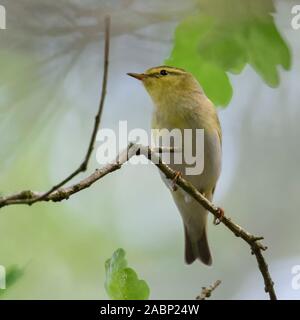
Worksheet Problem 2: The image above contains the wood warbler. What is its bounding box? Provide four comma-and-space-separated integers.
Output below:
127, 66, 222, 265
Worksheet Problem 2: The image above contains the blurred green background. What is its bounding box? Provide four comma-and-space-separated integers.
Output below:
0, 0, 300, 299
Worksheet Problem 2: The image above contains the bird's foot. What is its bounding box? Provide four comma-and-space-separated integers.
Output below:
171, 171, 182, 191
213, 207, 224, 225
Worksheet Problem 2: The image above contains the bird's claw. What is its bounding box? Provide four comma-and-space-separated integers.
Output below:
213, 207, 224, 225
171, 171, 182, 191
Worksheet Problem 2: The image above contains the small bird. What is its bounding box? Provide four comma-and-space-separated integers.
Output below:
127, 66, 222, 265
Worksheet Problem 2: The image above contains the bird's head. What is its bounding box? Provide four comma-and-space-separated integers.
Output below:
127, 66, 201, 107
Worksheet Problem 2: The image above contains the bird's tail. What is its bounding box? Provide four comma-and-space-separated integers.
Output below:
171, 189, 213, 265
184, 224, 212, 265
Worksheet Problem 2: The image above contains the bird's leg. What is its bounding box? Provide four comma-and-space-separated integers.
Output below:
213, 207, 224, 225
171, 171, 182, 191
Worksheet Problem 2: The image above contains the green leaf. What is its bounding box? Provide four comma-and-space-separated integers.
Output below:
165, 15, 233, 107
165, 0, 291, 107
0, 265, 24, 298
247, 18, 291, 87
104, 248, 150, 300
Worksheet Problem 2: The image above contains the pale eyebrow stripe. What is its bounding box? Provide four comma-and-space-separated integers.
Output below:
146, 66, 186, 75
147, 71, 185, 77
151, 65, 186, 72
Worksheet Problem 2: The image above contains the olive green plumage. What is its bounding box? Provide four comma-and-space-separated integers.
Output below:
128, 66, 222, 265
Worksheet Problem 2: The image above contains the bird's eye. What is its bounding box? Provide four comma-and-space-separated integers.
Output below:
160, 69, 168, 76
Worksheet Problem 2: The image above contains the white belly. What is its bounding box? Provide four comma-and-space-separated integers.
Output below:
154, 125, 221, 194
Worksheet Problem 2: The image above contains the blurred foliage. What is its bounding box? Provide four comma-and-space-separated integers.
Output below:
0, 266, 24, 298
0, 52, 35, 101
166, 0, 291, 106
105, 249, 150, 300
0, 0, 298, 300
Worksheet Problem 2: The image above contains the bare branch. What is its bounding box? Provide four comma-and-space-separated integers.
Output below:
196, 280, 221, 300
0, 12, 277, 300
0, 144, 277, 300
29, 16, 111, 204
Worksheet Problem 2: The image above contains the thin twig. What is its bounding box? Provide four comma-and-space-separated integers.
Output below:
29, 15, 111, 205
0, 144, 277, 300
0, 13, 277, 300
196, 280, 221, 300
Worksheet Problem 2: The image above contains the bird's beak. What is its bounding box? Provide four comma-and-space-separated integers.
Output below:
127, 73, 146, 81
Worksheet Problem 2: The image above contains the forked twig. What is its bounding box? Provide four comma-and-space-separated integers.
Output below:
29, 15, 110, 204
0, 15, 277, 300
0, 144, 277, 300
196, 280, 221, 300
